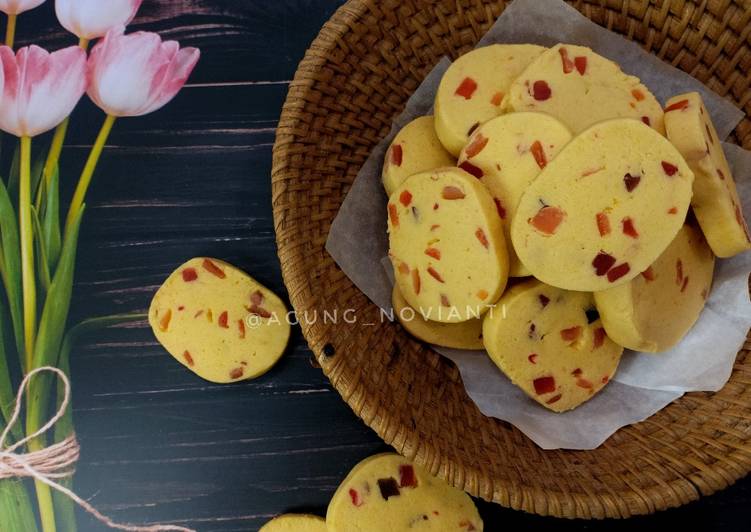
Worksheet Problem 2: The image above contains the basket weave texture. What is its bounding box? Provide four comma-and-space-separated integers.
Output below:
271, 0, 751, 519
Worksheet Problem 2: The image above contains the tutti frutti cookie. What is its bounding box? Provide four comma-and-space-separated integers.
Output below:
504, 43, 664, 135
511, 118, 694, 292
594, 224, 715, 352
457, 112, 572, 277
259, 514, 326, 532
663, 91, 751, 258
149, 258, 290, 383
434, 43, 545, 156
392, 284, 484, 350
388, 167, 509, 323
327, 453, 483, 532
482, 279, 623, 412
382, 116, 455, 196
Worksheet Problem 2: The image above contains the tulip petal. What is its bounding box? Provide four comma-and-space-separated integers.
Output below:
56, 0, 143, 40
0, 0, 44, 15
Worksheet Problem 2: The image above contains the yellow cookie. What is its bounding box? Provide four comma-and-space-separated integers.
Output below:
327, 453, 482, 532
594, 224, 714, 352
457, 112, 572, 276
511, 119, 694, 291
483, 279, 623, 412
434, 44, 545, 156
149, 258, 290, 383
259, 514, 326, 532
388, 167, 509, 323
505, 44, 664, 135
382, 116, 455, 196
663, 92, 751, 258
392, 284, 483, 350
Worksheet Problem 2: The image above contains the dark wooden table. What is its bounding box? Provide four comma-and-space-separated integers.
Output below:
14, 1, 750, 530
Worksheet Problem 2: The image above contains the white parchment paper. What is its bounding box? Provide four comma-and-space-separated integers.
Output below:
325, 0, 751, 449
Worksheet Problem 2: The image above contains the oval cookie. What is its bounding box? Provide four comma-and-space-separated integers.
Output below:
511, 118, 694, 291
382, 116, 455, 196
483, 279, 623, 412
434, 44, 545, 155
259, 514, 326, 532
505, 43, 664, 135
327, 453, 482, 532
149, 258, 290, 383
594, 224, 714, 352
388, 167, 509, 322
392, 284, 484, 350
664, 91, 751, 258
457, 112, 572, 276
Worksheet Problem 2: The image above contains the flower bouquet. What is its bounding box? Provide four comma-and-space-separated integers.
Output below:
0, 1, 199, 530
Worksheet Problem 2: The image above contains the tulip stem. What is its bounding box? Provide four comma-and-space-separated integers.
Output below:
5, 14, 16, 48
65, 114, 116, 237
78, 37, 89, 50
19, 136, 35, 371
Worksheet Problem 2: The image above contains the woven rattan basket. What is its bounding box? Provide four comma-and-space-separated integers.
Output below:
271, 0, 751, 519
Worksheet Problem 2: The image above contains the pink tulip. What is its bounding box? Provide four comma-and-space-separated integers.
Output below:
0, 0, 44, 15
87, 26, 199, 117
55, 0, 143, 40
0, 45, 87, 137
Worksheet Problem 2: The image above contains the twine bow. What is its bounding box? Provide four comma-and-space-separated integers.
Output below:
0, 366, 195, 532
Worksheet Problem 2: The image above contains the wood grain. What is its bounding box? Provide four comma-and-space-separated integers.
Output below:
5, 1, 748, 530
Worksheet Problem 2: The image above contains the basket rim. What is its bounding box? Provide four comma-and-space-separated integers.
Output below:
271, 0, 751, 519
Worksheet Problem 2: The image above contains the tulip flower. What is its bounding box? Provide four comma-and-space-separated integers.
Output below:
0, 0, 44, 15
56, 0, 143, 42
65, 25, 199, 233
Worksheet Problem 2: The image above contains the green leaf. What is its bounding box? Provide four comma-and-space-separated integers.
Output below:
31, 206, 51, 295
0, 480, 39, 532
6, 141, 19, 201
0, 178, 24, 370
0, 292, 21, 442
41, 165, 61, 272
30, 151, 45, 209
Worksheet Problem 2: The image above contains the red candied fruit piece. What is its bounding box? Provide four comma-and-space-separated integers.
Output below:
183, 350, 195, 367
491, 91, 504, 106
602, 376, 610, 384
399, 190, 412, 207
182, 268, 198, 282
465, 133, 489, 158
412, 269, 421, 294
528, 354, 538, 364
631, 89, 645, 101
159, 309, 172, 332
476, 289, 488, 300
668, 207, 678, 215
571, 368, 583, 377
427, 267, 444, 283
538, 294, 550, 307
398, 262, 410, 275
559, 47, 574, 73
576, 378, 594, 389
664, 99, 689, 112
546, 394, 562, 405
560, 326, 582, 343
623, 173, 641, 192
607, 262, 631, 283
593, 328, 606, 349
529, 205, 565, 235
237, 319, 246, 339
229, 367, 244, 379
532, 80, 552, 101
681, 276, 690, 293
475, 228, 489, 249
574, 56, 587, 75
349, 488, 363, 507
459, 160, 483, 179
530, 140, 547, 169
430, 224, 440, 231
218, 311, 229, 328
641, 266, 655, 282
676, 259, 684, 285
251, 290, 264, 305
388, 203, 399, 226
533, 376, 556, 395
203, 259, 226, 279
425, 247, 441, 260
399, 465, 418, 488
390, 144, 403, 166
596, 212, 611, 236
661, 161, 679, 176
455, 77, 478, 99
622, 217, 639, 238
441, 186, 466, 200
494, 198, 506, 219
641, 116, 651, 126
592, 252, 616, 276
440, 294, 450, 307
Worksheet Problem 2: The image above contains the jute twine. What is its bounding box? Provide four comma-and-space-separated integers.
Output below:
0, 366, 195, 532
